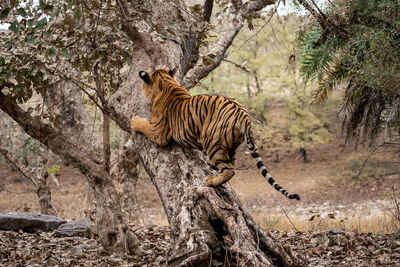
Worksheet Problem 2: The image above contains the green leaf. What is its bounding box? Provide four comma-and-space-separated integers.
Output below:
37, 18, 47, 29
48, 47, 56, 57
26, 38, 36, 44
167, 23, 180, 30
74, 8, 81, 18
0, 8, 11, 20
61, 47, 70, 58
0, 57, 5, 66
17, 8, 27, 17
9, 21, 18, 34
27, 19, 35, 27
39, 0, 46, 8
43, 4, 53, 14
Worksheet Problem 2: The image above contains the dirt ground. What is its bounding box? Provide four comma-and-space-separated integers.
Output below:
0, 138, 399, 233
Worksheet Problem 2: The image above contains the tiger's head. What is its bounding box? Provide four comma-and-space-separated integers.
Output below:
138, 68, 177, 101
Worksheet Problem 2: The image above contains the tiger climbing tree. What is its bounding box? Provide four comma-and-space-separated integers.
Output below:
0, 0, 301, 266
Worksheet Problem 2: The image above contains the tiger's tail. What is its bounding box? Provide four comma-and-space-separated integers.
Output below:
245, 124, 300, 201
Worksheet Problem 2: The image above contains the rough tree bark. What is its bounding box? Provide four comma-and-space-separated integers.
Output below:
106, 0, 301, 265
0, 139, 57, 216
111, 133, 142, 224
44, 80, 102, 157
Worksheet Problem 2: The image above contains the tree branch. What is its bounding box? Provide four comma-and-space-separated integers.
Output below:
182, 0, 276, 89
297, 0, 348, 47
115, 0, 155, 53
0, 91, 107, 186
223, 59, 262, 95
223, 59, 251, 73
93, 64, 111, 173
202, 0, 214, 22
296, 0, 329, 29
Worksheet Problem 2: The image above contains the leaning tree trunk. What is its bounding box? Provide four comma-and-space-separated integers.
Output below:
107, 1, 301, 262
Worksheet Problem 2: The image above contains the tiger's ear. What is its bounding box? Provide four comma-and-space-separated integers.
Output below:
168, 67, 177, 77
139, 71, 150, 84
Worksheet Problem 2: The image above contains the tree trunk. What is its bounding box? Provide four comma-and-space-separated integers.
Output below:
135, 141, 299, 266
36, 171, 57, 216
44, 80, 102, 158
110, 133, 142, 224
102, 113, 111, 173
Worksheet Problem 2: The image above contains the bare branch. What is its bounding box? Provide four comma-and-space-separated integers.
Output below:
296, 0, 329, 29
64, 74, 131, 134
182, 0, 276, 89
202, 0, 214, 22
223, 59, 262, 95
102, 114, 111, 173
223, 59, 251, 73
65, 76, 104, 112
93, 64, 111, 172
238, 2, 279, 50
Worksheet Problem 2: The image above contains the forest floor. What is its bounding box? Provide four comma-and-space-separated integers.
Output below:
0, 138, 400, 266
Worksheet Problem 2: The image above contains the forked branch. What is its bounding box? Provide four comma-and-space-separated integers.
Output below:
182, 0, 276, 89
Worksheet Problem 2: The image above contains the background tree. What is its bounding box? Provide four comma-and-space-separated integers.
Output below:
0, 0, 301, 265
296, 0, 400, 144
0, 112, 60, 215
0, 133, 57, 216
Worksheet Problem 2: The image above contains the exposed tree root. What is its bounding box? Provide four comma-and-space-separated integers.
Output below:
166, 184, 301, 266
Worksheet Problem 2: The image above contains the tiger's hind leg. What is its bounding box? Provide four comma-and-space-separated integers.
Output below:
204, 148, 236, 187
228, 142, 241, 166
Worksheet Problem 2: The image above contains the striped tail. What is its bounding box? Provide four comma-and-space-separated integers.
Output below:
245, 127, 300, 201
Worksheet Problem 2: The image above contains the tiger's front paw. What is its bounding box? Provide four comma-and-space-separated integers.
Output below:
204, 175, 220, 187
131, 117, 142, 132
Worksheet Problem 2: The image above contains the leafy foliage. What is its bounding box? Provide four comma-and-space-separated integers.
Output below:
297, 0, 400, 141
0, 0, 132, 109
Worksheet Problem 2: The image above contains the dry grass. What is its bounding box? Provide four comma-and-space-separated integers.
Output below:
254, 212, 400, 234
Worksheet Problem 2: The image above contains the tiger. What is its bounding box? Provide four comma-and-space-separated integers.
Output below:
131, 68, 300, 200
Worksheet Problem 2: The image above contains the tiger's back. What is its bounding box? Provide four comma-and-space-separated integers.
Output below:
168, 94, 250, 161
